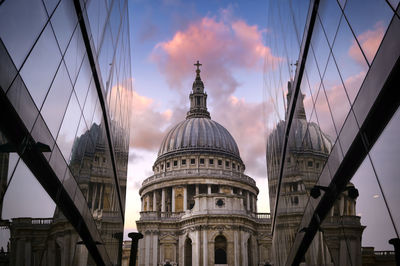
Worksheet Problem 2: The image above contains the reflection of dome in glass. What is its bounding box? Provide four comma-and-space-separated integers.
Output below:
267, 119, 332, 156
267, 81, 332, 157
157, 117, 240, 160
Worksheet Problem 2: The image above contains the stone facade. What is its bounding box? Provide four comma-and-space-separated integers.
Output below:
136, 62, 272, 266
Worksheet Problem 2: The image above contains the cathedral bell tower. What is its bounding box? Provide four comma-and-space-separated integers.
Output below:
186, 60, 211, 119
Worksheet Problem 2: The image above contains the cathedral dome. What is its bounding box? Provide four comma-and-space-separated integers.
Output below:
155, 60, 242, 163
157, 117, 240, 160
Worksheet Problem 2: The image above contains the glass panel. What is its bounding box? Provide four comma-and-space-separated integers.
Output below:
344, 0, 393, 64
369, 108, 400, 233
74, 55, 92, 107
20, 24, 62, 109
86, 0, 108, 53
322, 55, 351, 135
43, 0, 60, 15
6, 76, 39, 132
310, 17, 331, 74
57, 93, 81, 162
0, 0, 48, 69
51, 0, 78, 54
98, 25, 114, 91
332, 18, 368, 105
0, 40, 17, 93
2, 159, 56, 219
388, 0, 400, 10
318, 0, 342, 47
350, 157, 397, 251
64, 27, 85, 84
31, 114, 55, 161
83, 81, 98, 126
41, 62, 73, 138
109, 0, 122, 47
314, 87, 337, 142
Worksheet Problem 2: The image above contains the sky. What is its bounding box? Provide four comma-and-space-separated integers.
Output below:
123, 0, 400, 251
123, 0, 274, 235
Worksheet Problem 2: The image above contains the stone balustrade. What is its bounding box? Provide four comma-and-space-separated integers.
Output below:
142, 168, 256, 186
139, 211, 271, 222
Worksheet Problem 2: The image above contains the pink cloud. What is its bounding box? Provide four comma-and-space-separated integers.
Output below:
150, 15, 282, 100
130, 90, 186, 150
349, 21, 385, 64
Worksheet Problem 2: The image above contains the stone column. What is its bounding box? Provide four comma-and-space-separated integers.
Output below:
241, 232, 248, 266
207, 185, 211, 194
192, 231, 200, 266
145, 233, 151, 266
254, 195, 257, 213
152, 233, 158, 266
146, 194, 150, 212
161, 188, 166, 212
153, 191, 157, 212
195, 184, 199, 195
203, 230, 208, 266
183, 186, 187, 211
141, 197, 144, 212
234, 231, 239, 266
247, 192, 250, 211
172, 187, 175, 212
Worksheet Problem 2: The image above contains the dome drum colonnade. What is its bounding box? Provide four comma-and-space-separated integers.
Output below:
136, 61, 272, 266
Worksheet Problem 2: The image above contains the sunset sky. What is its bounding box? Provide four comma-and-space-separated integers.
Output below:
123, 0, 273, 234
123, 0, 397, 251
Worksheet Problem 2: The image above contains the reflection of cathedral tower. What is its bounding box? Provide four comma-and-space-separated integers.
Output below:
266, 81, 364, 265
136, 62, 272, 266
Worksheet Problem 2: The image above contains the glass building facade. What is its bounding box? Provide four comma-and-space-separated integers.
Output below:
264, 0, 400, 265
0, 0, 132, 265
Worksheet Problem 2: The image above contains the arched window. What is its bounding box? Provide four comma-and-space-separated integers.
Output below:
184, 238, 192, 266
214, 235, 227, 264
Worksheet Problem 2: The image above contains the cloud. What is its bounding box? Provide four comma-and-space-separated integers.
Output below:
130, 90, 186, 150
150, 14, 282, 99
145, 12, 281, 179
212, 95, 271, 177
349, 21, 385, 64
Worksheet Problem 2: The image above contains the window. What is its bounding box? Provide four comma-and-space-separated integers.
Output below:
200, 158, 204, 164
218, 159, 222, 166
307, 161, 313, 167
173, 160, 177, 166
211, 185, 219, 193
167, 162, 170, 168
292, 196, 299, 205
225, 161, 230, 167
316, 162, 320, 168
191, 158, 195, 164
232, 163, 235, 169
161, 164, 164, 170
237, 165, 240, 171
182, 159, 186, 165
214, 235, 227, 264
209, 159, 214, 165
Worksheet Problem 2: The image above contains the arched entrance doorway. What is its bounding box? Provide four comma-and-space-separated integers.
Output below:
184, 237, 192, 266
214, 235, 227, 264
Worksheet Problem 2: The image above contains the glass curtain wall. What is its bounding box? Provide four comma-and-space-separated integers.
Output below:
0, 0, 132, 265
264, 0, 399, 265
